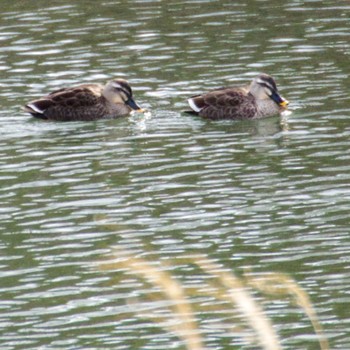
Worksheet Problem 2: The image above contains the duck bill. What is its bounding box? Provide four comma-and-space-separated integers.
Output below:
126, 98, 144, 112
271, 91, 289, 108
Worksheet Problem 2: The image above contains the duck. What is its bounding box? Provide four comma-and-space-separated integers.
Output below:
24, 78, 143, 121
187, 73, 289, 120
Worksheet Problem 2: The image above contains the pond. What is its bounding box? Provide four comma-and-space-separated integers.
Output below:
0, 0, 349, 349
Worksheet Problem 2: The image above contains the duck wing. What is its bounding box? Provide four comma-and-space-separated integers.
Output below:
24, 84, 104, 120
188, 87, 256, 119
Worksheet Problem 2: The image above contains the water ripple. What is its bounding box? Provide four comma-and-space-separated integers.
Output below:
0, 0, 349, 349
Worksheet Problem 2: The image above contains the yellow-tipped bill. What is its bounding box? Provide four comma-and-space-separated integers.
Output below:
279, 99, 289, 108
126, 97, 144, 112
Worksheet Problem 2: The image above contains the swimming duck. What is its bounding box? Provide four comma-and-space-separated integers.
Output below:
24, 78, 143, 121
187, 73, 289, 120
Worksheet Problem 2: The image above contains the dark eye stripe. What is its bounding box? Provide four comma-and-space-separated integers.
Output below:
117, 82, 132, 96
257, 75, 277, 91
264, 78, 277, 91
259, 82, 275, 92
116, 87, 130, 97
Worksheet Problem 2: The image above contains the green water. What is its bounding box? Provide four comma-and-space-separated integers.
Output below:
0, 1, 349, 349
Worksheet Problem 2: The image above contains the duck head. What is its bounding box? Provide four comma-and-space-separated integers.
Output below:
249, 74, 289, 108
104, 78, 144, 112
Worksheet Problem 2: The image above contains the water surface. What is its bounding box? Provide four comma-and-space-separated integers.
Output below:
0, 0, 349, 349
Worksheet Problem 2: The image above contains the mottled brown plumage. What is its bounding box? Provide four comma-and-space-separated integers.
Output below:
187, 74, 289, 120
24, 78, 143, 121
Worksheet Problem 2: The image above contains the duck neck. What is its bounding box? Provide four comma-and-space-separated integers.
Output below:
256, 99, 281, 117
